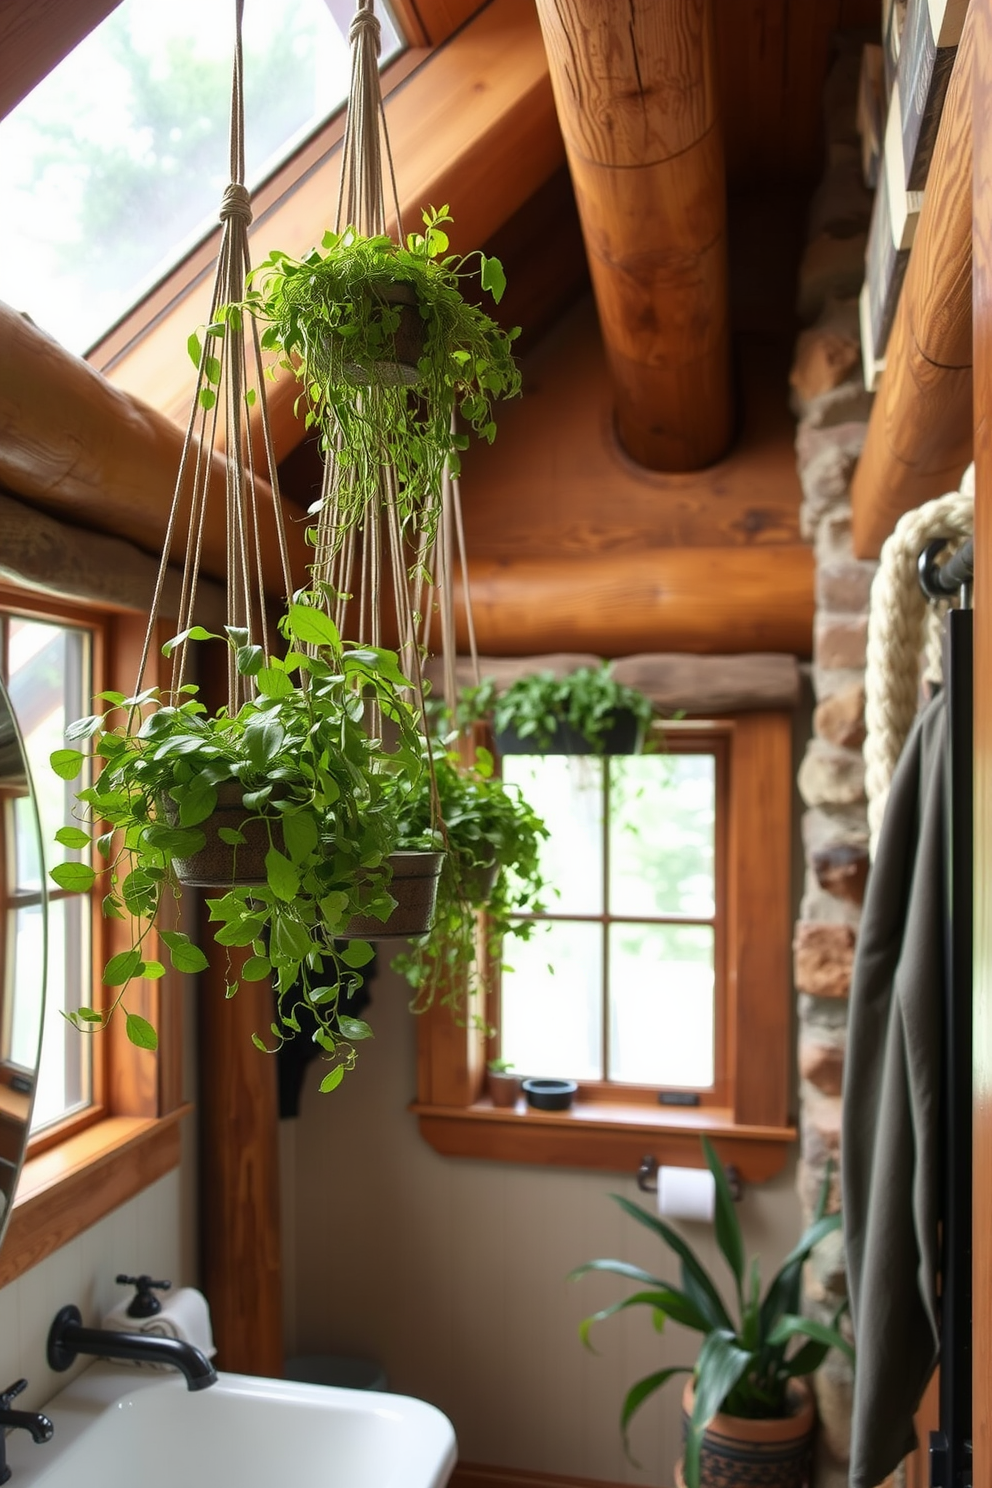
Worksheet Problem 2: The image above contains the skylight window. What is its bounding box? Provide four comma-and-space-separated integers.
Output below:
0, 0, 402, 356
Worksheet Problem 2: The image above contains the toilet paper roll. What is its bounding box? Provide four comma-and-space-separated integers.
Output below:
102, 1286, 216, 1360
657, 1165, 715, 1223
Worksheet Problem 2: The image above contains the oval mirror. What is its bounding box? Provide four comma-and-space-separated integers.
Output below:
0, 669, 45, 1251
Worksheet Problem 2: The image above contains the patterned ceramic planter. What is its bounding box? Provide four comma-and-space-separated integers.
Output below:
675, 1378, 815, 1488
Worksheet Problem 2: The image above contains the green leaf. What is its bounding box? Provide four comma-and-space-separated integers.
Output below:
50, 861, 96, 892
242, 714, 285, 768
218, 827, 247, 846
703, 1136, 746, 1310
619, 1367, 690, 1454
684, 1332, 753, 1488
187, 331, 202, 369
339, 939, 375, 969
204, 354, 222, 386
104, 950, 144, 986
142, 960, 166, 979
74, 1006, 104, 1025
319, 1065, 345, 1093
256, 666, 294, 700
766, 1313, 855, 1366
51, 748, 85, 780
160, 930, 209, 974
199, 387, 216, 410
337, 1015, 373, 1041
176, 782, 218, 827
480, 254, 507, 304
142, 823, 206, 857
286, 603, 340, 648
236, 644, 264, 676
162, 625, 221, 658
242, 955, 272, 982
55, 826, 91, 849
214, 917, 265, 947
611, 1194, 733, 1333
760, 1212, 842, 1336
265, 847, 300, 901
571, 1272, 709, 1336
126, 1013, 159, 1051
282, 812, 318, 864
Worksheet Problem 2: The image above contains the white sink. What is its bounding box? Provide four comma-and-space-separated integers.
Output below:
6, 1363, 457, 1488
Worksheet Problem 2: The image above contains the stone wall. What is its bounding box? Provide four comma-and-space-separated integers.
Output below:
790, 36, 877, 1488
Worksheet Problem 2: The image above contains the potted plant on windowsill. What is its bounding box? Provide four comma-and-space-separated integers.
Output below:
228, 206, 521, 555
486, 1058, 521, 1108
49, 595, 435, 1092
570, 1137, 853, 1488
461, 664, 656, 756
388, 741, 549, 1011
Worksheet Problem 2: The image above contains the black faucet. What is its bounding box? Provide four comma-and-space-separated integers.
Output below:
0, 1378, 53, 1484
47, 1305, 217, 1391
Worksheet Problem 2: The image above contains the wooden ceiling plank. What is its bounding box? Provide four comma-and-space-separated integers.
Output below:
850, 12, 974, 558
535, 0, 733, 472
0, 0, 123, 122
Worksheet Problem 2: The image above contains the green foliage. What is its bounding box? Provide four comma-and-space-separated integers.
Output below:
460, 664, 656, 754
229, 206, 521, 551
570, 1138, 854, 1488
390, 742, 548, 1008
49, 597, 426, 1086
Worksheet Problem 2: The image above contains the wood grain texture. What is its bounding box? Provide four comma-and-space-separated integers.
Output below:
0, 1113, 184, 1287
0, 0, 122, 121
850, 14, 974, 559
0, 302, 308, 593
534, 0, 732, 471
972, 3, 992, 1478
453, 547, 813, 658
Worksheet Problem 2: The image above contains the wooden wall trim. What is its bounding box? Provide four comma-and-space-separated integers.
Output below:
850, 14, 975, 559
0, 0, 122, 121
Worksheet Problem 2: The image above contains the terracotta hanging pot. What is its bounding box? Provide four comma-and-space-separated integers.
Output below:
675, 1379, 815, 1488
341, 849, 444, 940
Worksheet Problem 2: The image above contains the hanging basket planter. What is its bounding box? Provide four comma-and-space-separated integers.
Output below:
342, 849, 445, 940
341, 279, 425, 387
675, 1379, 815, 1488
495, 707, 646, 757
165, 783, 278, 889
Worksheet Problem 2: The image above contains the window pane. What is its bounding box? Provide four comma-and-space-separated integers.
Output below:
501, 920, 602, 1081
0, 0, 402, 355
608, 923, 714, 1087
502, 756, 603, 914
32, 896, 91, 1129
609, 754, 715, 918
7, 905, 45, 1072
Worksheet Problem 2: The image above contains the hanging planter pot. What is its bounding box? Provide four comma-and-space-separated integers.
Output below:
675, 1379, 815, 1488
165, 783, 278, 889
341, 280, 424, 387
342, 849, 445, 940
494, 708, 645, 757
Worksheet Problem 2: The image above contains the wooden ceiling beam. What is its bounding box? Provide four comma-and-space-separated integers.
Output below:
533, 0, 732, 473
850, 14, 974, 559
0, 0, 123, 121
0, 301, 309, 593
453, 547, 814, 658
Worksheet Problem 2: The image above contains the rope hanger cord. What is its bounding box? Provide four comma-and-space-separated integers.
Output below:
134, 0, 294, 714
863, 478, 974, 854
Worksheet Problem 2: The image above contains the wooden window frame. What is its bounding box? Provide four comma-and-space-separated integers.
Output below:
0, 583, 188, 1288
412, 711, 797, 1183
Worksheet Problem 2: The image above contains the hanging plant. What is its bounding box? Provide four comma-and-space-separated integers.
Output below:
227, 206, 521, 551
49, 598, 431, 1091
460, 664, 657, 756
388, 742, 549, 1010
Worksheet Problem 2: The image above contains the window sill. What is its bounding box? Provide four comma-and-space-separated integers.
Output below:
412, 1099, 795, 1181
0, 1106, 191, 1287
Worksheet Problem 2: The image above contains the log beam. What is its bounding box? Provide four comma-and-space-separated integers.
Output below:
453, 547, 814, 658
533, 0, 732, 472
850, 15, 974, 559
0, 301, 310, 595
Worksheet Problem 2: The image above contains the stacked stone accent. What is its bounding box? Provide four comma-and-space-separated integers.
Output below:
790, 36, 878, 1488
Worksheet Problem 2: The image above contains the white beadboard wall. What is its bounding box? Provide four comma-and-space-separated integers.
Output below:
0, 1169, 187, 1415
283, 970, 801, 1485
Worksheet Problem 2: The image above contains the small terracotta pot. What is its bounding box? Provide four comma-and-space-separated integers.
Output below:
341, 850, 444, 940
676, 1378, 815, 1488
487, 1070, 521, 1108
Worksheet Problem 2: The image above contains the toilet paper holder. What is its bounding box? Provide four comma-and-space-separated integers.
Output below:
636, 1154, 744, 1202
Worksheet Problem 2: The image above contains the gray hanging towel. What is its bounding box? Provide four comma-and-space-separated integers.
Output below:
842, 691, 946, 1488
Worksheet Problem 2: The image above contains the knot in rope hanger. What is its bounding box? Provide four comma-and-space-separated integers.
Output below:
220, 182, 253, 226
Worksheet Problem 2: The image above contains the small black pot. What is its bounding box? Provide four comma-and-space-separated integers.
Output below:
495, 708, 644, 757
522, 1077, 578, 1111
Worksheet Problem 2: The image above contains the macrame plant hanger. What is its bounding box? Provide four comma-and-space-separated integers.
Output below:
134, 0, 293, 708
309, 0, 481, 728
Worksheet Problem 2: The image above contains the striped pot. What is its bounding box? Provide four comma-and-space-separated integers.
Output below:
675, 1378, 815, 1488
